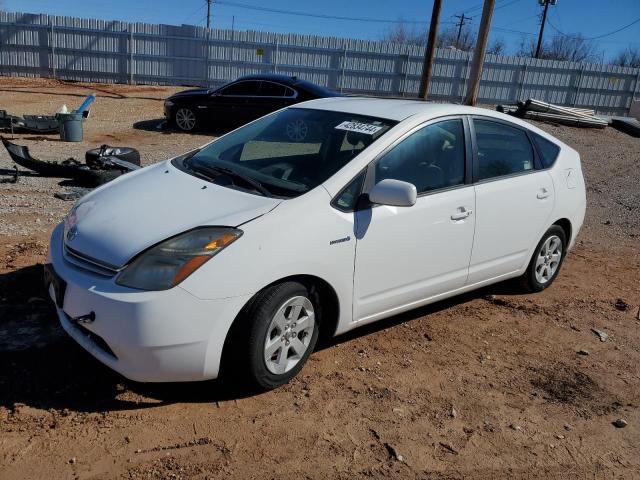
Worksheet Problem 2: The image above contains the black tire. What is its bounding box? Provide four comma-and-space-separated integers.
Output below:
73, 168, 127, 187
85, 146, 140, 166
521, 225, 567, 293
173, 107, 198, 132
230, 281, 320, 391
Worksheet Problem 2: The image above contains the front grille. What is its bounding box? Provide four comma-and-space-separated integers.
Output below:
63, 243, 121, 277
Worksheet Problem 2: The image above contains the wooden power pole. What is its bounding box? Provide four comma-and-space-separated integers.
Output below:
454, 14, 469, 49
464, 0, 495, 106
206, 0, 213, 29
418, 0, 443, 100
535, 0, 557, 58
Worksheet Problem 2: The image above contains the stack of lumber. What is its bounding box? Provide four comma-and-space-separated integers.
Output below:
496, 99, 608, 129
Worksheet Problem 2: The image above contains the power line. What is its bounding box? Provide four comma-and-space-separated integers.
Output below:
547, 15, 640, 40
215, 0, 432, 24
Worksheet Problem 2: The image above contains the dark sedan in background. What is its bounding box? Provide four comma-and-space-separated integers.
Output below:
164, 74, 340, 132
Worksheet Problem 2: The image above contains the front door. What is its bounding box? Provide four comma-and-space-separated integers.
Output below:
353, 118, 475, 324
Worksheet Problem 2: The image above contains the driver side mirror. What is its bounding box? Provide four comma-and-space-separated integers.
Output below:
368, 179, 417, 207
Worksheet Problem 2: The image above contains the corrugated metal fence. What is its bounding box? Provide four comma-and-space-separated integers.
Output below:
1, 11, 639, 115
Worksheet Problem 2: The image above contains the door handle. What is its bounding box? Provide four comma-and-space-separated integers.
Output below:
537, 188, 550, 199
451, 207, 473, 221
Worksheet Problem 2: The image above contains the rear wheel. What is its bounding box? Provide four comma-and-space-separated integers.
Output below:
174, 107, 197, 132
521, 225, 566, 292
237, 282, 319, 390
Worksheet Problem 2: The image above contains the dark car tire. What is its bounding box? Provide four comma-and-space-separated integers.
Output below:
85, 146, 140, 166
521, 225, 567, 293
230, 281, 320, 391
173, 107, 198, 132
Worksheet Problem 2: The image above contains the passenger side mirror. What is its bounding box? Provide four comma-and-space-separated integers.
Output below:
368, 179, 417, 207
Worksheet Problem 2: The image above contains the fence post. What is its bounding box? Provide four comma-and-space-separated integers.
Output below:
573, 64, 584, 107
517, 61, 528, 102
50, 23, 56, 79
629, 69, 640, 116
274, 40, 280, 73
340, 47, 347, 93
129, 26, 134, 85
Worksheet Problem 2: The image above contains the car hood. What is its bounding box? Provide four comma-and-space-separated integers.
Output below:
169, 88, 211, 100
64, 161, 281, 268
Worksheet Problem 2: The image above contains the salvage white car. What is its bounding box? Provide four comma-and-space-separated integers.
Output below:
46, 98, 586, 389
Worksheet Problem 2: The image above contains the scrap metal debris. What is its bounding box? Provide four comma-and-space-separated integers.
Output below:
497, 99, 608, 129
0, 109, 59, 133
2, 138, 139, 187
0, 165, 18, 184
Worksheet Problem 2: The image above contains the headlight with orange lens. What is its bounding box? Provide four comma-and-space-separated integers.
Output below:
116, 227, 242, 290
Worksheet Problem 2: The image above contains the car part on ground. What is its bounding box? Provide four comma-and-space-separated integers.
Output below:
0, 109, 59, 134
610, 117, 640, 137
54, 187, 92, 201
497, 99, 608, 129
86, 145, 141, 166
0, 165, 19, 184
1, 138, 140, 187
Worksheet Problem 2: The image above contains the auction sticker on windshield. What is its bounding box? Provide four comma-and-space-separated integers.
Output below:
335, 121, 383, 135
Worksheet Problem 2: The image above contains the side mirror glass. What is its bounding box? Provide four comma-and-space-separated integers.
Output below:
368, 179, 417, 207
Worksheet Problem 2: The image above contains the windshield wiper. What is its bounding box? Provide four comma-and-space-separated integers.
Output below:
188, 162, 271, 197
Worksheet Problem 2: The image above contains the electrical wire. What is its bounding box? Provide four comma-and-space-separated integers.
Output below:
215, 0, 433, 24
547, 15, 640, 40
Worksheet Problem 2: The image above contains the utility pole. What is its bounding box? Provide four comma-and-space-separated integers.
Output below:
464, 0, 495, 106
206, 0, 213, 29
418, 0, 443, 100
535, 0, 557, 59
454, 14, 470, 49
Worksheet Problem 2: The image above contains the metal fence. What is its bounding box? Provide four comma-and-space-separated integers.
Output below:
1, 11, 639, 116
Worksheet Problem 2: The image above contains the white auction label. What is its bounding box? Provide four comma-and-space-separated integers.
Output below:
335, 121, 383, 135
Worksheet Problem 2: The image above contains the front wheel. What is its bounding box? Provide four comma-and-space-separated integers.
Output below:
240, 282, 319, 390
521, 225, 567, 292
174, 107, 197, 132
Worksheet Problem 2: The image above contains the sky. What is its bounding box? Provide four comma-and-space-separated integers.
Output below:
4, 0, 640, 61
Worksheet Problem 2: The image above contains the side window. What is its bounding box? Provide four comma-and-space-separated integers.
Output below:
474, 119, 534, 180
332, 171, 366, 212
531, 132, 560, 168
374, 119, 466, 194
284, 87, 296, 97
259, 81, 287, 97
221, 81, 261, 96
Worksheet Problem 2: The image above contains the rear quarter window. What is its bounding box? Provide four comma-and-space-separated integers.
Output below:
531, 133, 560, 168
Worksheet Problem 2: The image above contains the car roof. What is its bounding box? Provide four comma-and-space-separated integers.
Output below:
297, 97, 488, 121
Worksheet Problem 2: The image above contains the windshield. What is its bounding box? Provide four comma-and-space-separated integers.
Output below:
176, 108, 396, 198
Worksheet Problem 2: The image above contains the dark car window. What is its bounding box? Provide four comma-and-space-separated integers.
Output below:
374, 119, 466, 194
221, 81, 261, 96
531, 132, 560, 168
180, 108, 395, 198
259, 81, 288, 97
474, 119, 534, 181
284, 86, 296, 97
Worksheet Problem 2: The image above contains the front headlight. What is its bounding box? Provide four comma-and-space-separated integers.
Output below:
116, 227, 242, 291
164, 99, 174, 107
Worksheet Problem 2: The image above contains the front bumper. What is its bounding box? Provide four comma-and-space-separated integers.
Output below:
48, 223, 251, 382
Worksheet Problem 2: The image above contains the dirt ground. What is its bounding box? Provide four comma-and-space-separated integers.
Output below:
0, 77, 638, 480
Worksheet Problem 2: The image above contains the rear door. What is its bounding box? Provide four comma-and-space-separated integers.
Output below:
352, 117, 475, 323
468, 117, 555, 284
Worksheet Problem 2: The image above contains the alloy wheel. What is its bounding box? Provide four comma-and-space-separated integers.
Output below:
263, 296, 315, 375
175, 108, 196, 131
534, 235, 562, 284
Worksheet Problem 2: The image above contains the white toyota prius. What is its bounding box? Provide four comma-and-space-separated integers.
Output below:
46, 98, 586, 389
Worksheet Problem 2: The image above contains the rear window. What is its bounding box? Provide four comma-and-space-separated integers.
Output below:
531, 133, 560, 168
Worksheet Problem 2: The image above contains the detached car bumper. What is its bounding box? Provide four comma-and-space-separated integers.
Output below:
47, 223, 251, 382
